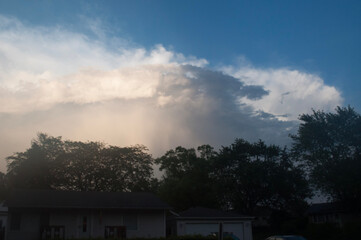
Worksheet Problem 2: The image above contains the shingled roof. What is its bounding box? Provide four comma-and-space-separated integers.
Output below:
306, 202, 345, 215
176, 207, 252, 219
6, 189, 171, 210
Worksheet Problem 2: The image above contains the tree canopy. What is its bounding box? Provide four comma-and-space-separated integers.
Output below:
6, 105, 361, 216
6, 133, 155, 192
3, 106, 361, 238
291, 106, 361, 212
213, 139, 310, 215
5, 133, 312, 216
155, 145, 219, 211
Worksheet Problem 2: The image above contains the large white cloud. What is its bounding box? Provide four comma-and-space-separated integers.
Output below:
222, 63, 342, 121
0, 15, 208, 113
0, 15, 343, 172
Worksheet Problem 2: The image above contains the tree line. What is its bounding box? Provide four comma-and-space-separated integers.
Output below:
2, 106, 361, 217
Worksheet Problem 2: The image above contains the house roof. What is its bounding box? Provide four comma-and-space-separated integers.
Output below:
306, 202, 345, 215
175, 207, 253, 220
6, 189, 171, 210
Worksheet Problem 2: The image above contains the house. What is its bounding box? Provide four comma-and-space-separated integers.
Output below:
6, 189, 170, 240
251, 206, 273, 228
306, 202, 354, 227
168, 207, 253, 240
0, 203, 7, 240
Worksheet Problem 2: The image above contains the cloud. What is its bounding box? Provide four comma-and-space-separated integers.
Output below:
0, 15, 343, 172
222, 65, 343, 121
0, 15, 208, 112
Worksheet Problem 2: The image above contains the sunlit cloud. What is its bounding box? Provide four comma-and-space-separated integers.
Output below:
0, 15, 343, 171
0, 15, 208, 113
222, 64, 343, 121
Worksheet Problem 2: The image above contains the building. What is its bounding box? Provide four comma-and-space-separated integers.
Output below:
6, 189, 170, 240
169, 207, 253, 240
307, 202, 354, 227
0, 203, 7, 240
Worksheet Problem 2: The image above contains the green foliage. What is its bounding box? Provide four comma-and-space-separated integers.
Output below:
291, 106, 361, 211
6, 133, 155, 192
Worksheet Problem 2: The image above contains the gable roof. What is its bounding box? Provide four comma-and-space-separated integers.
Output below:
6, 189, 170, 210
176, 207, 253, 220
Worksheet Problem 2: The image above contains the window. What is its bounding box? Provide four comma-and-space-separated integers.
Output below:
10, 213, 21, 231
123, 214, 137, 230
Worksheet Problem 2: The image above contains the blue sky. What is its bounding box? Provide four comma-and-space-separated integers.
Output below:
2, 0, 360, 101
0, 0, 360, 170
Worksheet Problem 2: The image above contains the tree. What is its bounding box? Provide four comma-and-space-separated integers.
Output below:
6, 133, 64, 189
6, 133, 155, 192
213, 139, 310, 215
291, 106, 361, 211
97, 144, 154, 192
0, 172, 8, 201
155, 145, 219, 211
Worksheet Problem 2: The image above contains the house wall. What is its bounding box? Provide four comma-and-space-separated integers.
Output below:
128, 210, 165, 238
90, 209, 166, 238
6, 208, 166, 240
176, 220, 252, 240
0, 213, 7, 229
0, 211, 7, 240
309, 212, 356, 227
242, 221, 252, 240
7, 210, 40, 240
49, 210, 79, 239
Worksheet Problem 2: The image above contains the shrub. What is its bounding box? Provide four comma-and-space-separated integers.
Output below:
66, 235, 222, 240
304, 223, 342, 240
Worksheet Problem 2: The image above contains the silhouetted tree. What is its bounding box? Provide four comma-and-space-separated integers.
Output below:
213, 139, 310, 215
155, 145, 219, 211
291, 106, 361, 212
7, 133, 64, 189
6, 133, 155, 192
0, 172, 8, 201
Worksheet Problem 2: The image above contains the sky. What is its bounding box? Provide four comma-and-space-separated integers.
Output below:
0, 0, 360, 172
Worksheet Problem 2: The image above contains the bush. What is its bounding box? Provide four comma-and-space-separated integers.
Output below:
67, 235, 221, 240
342, 219, 361, 240
304, 223, 342, 240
